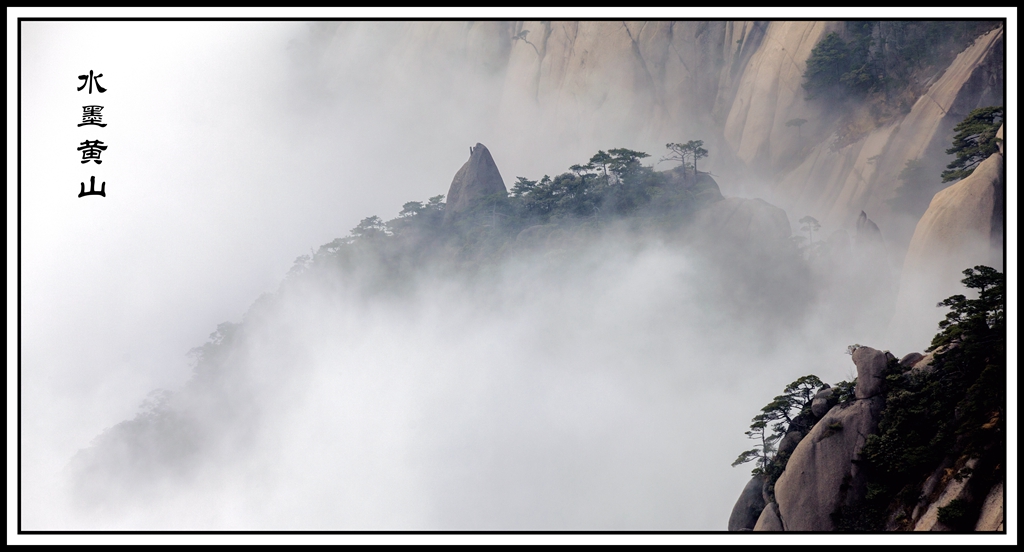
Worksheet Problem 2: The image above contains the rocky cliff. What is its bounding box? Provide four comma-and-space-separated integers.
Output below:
731, 342, 1005, 532
311, 20, 1002, 268
770, 27, 1003, 256
729, 347, 890, 531
495, 21, 765, 154
769, 348, 890, 531
888, 146, 1004, 350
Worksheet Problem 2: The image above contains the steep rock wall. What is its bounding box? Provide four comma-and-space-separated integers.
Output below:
722, 21, 840, 174
887, 150, 1004, 351
495, 21, 764, 165
768, 27, 1004, 242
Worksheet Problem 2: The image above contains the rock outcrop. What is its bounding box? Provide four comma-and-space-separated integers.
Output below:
734, 338, 1003, 532
752, 502, 784, 531
888, 149, 1004, 351
663, 167, 726, 208
810, 386, 835, 419
852, 347, 891, 401
764, 347, 889, 531
442, 143, 508, 225
901, 150, 1004, 270
899, 352, 924, 368
727, 475, 766, 531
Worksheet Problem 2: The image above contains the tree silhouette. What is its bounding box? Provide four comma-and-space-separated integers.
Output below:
606, 148, 650, 179
589, 150, 613, 178
690, 140, 709, 174
663, 140, 708, 178
799, 216, 821, 245
733, 375, 826, 476
349, 215, 390, 240
941, 106, 1003, 183
511, 29, 540, 56
662, 142, 691, 171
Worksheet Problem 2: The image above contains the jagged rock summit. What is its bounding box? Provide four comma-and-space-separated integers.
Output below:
443, 143, 508, 225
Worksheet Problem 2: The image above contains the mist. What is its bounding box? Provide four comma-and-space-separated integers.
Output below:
17, 20, 991, 532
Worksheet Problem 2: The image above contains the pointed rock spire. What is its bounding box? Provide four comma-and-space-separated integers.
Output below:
443, 143, 507, 225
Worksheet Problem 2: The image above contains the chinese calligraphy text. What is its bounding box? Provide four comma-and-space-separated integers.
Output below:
77, 70, 109, 197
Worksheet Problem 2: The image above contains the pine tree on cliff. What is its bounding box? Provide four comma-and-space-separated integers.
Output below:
733, 375, 826, 476
941, 106, 1003, 182
836, 266, 1005, 531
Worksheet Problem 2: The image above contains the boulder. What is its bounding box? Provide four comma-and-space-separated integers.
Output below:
443, 143, 508, 225
773, 397, 883, 531
777, 430, 805, 457
899, 352, 924, 368
853, 347, 889, 400
752, 502, 784, 531
728, 475, 767, 531
911, 352, 935, 375
811, 387, 835, 419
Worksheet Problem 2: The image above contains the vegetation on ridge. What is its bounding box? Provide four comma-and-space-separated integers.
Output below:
941, 106, 1004, 183
835, 266, 1005, 531
803, 21, 1000, 105
287, 142, 725, 286
802, 21, 1001, 148
734, 266, 1005, 531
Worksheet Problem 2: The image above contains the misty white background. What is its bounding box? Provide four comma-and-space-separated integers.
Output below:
9, 15, 1017, 540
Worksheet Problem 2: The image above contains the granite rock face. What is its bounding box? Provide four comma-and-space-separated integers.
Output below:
888, 149, 1004, 350
753, 502, 784, 531
810, 387, 835, 419
765, 347, 888, 531
853, 347, 890, 400
974, 482, 1004, 532
728, 475, 767, 531
443, 143, 508, 225
767, 27, 1003, 238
